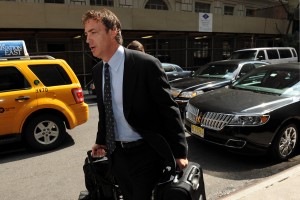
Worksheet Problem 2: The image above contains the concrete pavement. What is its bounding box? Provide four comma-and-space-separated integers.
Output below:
220, 164, 300, 200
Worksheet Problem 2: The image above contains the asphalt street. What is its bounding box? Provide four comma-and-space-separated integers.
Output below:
1, 95, 300, 200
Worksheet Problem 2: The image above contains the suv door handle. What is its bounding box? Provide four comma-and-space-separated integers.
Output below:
15, 96, 30, 101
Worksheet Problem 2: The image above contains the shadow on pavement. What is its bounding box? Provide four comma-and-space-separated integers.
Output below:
0, 133, 75, 164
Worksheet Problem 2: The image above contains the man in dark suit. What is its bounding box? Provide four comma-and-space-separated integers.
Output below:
82, 8, 188, 200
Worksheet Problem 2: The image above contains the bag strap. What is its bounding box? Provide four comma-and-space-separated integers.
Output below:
138, 130, 177, 184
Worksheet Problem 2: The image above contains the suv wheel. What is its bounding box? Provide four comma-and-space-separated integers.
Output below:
270, 123, 298, 162
24, 114, 66, 151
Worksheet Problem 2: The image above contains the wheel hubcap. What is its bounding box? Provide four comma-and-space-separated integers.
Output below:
34, 121, 59, 145
279, 127, 297, 157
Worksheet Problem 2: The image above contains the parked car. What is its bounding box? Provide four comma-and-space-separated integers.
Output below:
0, 40, 89, 151
185, 62, 300, 161
170, 60, 269, 114
161, 63, 193, 81
87, 62, 194, 95
228, 47, 298, 64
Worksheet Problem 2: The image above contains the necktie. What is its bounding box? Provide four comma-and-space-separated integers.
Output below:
104, 63, 116, 155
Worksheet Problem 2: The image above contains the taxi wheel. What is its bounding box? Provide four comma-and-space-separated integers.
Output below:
24, 114, 66, 151
270, 123, 298, 162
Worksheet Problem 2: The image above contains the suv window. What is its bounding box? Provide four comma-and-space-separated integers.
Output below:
29, 64, 72, 86
239, 64, 255, 77
0, 67, 30, 92
257, 50, 265, 60
278, 49, 292, 58
291, 49, 297, 57
266, 50, 279, 59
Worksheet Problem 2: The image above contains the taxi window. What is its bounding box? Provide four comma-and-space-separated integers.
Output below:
29, 64, 72, 86
0, 67, 30, 92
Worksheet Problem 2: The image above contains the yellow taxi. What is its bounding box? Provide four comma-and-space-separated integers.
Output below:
0, 40, 89, 151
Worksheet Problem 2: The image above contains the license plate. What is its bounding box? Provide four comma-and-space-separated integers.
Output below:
191, 125, 204, 138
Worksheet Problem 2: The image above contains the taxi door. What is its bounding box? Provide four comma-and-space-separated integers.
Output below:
0, 66, 37, 135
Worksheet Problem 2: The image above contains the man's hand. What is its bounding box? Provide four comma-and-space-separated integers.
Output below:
175, 158, 189, 170
91, 144, 107, 157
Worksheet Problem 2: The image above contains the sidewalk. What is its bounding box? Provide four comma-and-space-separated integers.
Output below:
220, 164, 300, 200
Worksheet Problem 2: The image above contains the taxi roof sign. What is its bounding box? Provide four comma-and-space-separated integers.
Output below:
0, 40, 29, 58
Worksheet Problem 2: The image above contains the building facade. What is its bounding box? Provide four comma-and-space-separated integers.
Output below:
0, 0, 298, 88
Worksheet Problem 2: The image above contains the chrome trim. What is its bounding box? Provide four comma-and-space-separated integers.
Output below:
201, 112, 234, 131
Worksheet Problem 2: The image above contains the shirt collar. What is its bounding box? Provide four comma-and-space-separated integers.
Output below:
105, 45, 124, 72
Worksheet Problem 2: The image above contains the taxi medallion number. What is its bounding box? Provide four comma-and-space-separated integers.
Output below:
191, 124, 204, 138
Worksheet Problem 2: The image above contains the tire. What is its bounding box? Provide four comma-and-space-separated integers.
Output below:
24, 114, 66, 151
270, 123, 298, 162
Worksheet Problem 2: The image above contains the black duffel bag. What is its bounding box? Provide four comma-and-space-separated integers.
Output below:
79, 150, 120, 200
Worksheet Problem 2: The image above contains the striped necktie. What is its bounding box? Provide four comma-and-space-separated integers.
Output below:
104, 63, 116, 155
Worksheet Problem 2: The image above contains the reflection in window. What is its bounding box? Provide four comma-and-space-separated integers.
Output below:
145, 0, 168, 10
222, 41, 231, 59
193, 41, 208, 58
90, 0, 113, 6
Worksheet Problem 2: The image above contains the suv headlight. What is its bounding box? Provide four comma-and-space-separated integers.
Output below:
229, 115, 270, 126
179, 90, 204, 98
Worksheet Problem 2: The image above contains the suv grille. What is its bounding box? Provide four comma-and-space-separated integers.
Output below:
201, 112, 234, 131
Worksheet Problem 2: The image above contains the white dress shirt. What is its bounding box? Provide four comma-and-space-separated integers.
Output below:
103, 45, 142, 142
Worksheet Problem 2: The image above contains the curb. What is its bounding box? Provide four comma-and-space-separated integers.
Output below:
220, 164, 300, 200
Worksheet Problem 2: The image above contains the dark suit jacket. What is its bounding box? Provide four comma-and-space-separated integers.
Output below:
92, 48, 188, 159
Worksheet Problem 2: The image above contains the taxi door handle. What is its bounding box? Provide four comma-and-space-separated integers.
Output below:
15, 96, 30, 101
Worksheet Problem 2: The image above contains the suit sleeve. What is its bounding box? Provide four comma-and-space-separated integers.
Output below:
145, 58, 188, 159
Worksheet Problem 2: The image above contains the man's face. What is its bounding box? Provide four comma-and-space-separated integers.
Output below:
84, 19, 114, 59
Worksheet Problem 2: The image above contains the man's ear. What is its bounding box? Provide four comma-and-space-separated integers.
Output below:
110, 28, 118, 40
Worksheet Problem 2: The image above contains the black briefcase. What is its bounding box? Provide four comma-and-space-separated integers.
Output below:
154, 162, 206, 200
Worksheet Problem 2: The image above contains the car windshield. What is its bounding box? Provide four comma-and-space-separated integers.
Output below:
230, 50, 257, 59
232, 68, 300, 97
163, 65, 174, 72
194, 63, 238, 79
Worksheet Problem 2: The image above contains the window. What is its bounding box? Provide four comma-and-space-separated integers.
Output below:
0, 67, 30, 92
224, 5, 234, 15
119, 0, 133, 7
291, 49, 297, 57
195, 2, 210, 13
257, 50, 265, 60
145, 0, 168, 10
90, 0, 113, 6
44, 0, 64, 3
246, 9, 255, 17
181, 0, 192, 12
193, 41, 209, 58
239, 64, 255, 77
266, 50, 279, 59
29, 64, 72, 86
47, 44, 65, 52
278, 49, 292, 58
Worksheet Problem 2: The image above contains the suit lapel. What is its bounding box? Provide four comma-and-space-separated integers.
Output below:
123, 49, 137, 119
93, 61, 104, 104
